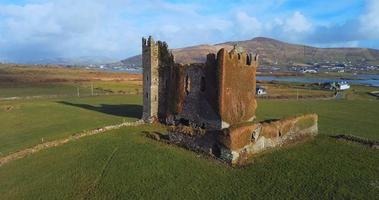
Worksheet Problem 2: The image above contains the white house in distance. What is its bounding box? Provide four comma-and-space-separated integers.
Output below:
256, 86, 267, 95
323, 81, 351, 91
337, 81, 350, 90
302, 69, 318, 74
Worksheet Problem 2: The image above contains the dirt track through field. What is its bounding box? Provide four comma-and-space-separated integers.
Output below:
0, 120, 144, 167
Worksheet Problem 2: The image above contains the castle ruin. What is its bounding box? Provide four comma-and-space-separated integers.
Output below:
142, 36, 258, 128
142, 36, 318, 165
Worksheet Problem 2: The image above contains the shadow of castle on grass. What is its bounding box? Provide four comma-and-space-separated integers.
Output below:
57, 101, 142, 119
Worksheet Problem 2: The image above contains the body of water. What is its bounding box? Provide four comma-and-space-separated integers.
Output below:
104, 67, 379, 87
257, 74, 379, 87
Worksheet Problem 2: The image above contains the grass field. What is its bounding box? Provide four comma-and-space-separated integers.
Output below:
0, 65, 378, 199
0, 65, 143, 156
0, 96, 378, 199
0, 95, 141, 156
0, 125, 378, 199
257, 82, 335, 99
257, 99, 379, 140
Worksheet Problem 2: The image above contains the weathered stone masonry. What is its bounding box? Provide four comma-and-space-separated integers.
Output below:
142, 36, 318, 165
142, 37, 159, 122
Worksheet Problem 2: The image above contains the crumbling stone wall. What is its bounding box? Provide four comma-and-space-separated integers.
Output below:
174, 64, 205, 127
160, 62, 221, 129
166, 64, 185, 115
157, 41, 174, 120
164, 114, 318, 165
219, 114, 318, 165
167, 126, 220, 156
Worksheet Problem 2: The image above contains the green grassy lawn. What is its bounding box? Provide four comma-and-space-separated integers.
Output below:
92, 80, 142, 94
2, 92, 377, 157
0, 65, 378, 199
0, 95, 141, 156
259, 83, 334, 98
257, 99, 379, 140
0, 81, 141, 98
0, 97, 378, 199
0, 125, 378, 199
345, 85, 379, 100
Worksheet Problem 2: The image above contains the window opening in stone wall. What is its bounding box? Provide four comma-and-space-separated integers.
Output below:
200, 77, 206, 92
178, 118, 190, 126
201, 123, 206, 129
146, 92, 148, 99
185, 75, 191, 95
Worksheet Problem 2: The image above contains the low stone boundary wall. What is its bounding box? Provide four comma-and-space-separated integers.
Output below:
332, 134, 379, 149
0, 120, 144, 167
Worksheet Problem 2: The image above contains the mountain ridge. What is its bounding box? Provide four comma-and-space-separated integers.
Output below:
116, 37, 379, 68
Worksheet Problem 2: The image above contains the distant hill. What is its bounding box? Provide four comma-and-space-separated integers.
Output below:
119, 37, 379, 67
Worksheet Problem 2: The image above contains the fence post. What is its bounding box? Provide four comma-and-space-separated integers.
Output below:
296, 88, 299, 100
91, 83, 94, 96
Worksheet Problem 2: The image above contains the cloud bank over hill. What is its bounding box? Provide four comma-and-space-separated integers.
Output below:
0, 0, 378, 63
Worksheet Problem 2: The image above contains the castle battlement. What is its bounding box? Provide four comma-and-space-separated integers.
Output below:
142, 36, 158, 47
225, 47, 259, 67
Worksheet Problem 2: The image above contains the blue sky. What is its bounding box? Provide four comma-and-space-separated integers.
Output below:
0, 0, 378, 63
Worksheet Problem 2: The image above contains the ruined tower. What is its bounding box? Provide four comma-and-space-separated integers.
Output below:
217, 48, 259, 128
142, 36, 159, 122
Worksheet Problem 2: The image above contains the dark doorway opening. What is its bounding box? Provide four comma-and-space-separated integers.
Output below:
212, 144, 221, 158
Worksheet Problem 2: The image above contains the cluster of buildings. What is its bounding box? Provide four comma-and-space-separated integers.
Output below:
287, 64, 379, 74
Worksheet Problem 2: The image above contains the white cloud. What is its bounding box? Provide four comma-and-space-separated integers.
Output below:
360, 0, 379, 38
284, 11, 312, 33
0, 0, 378, 63
0, 0, 142, 61
229, 11, 313, 42
0, 0, 237, 62
235, 11, 262, 36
